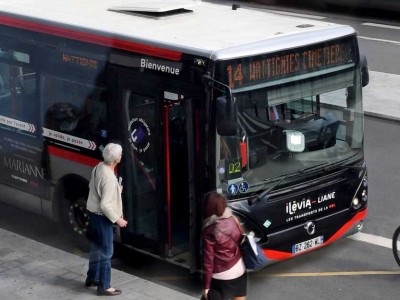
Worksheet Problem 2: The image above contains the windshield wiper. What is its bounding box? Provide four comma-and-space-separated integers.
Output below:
297, 162, 329, 174
324, 160, 365, 172
248, 163, 327, 205
248, 172, 294, 205
320, 154, 365, 172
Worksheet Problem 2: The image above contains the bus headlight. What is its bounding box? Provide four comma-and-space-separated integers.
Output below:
362, 189, 368, 202
352, 197, 362, 210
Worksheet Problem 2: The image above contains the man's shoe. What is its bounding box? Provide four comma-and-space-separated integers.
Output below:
97, 288, 122, 296
85, 278, 99, 287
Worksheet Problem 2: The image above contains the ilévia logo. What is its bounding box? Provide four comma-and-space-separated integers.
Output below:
285, 191, 336, 216
286, 198, 312, 215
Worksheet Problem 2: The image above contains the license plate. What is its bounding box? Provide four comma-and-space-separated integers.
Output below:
292, 236, 324, 254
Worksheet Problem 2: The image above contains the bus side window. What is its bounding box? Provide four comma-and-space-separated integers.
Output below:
78, 92, 107, 135
42, 74, 107, 143
16, 67, 37, 123
0, 62, 37, 125
45, 102, 79, 132
0, 62, 11, 115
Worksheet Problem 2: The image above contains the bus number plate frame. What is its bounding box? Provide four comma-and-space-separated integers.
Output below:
292, 236, 324, 254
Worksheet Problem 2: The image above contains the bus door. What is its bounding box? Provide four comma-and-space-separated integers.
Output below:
110, 67, 197, 270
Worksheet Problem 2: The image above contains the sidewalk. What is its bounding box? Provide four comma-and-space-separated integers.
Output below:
363, 71, 400, 121
0, 228, 198, 300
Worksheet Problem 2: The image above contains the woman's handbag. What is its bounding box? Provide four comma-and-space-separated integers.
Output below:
240, 233, 267, 271
232, 216, 267, 271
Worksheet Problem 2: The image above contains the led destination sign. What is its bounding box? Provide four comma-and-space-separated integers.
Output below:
219, 37, 356, 89
62, 53, 99, 69
44, 49, 106, 73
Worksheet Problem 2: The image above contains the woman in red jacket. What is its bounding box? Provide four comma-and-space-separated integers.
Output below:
202, 191, 247, 300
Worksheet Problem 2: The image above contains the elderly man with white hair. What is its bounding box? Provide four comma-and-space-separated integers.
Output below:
85, 143, 128, 296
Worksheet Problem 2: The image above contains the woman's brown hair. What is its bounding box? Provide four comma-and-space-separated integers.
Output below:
203, 191, 227, 219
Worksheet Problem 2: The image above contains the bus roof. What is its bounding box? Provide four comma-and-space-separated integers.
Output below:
0, 0, 355, 61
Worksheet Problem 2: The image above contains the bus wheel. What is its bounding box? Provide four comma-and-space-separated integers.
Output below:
68, 197, 90, 236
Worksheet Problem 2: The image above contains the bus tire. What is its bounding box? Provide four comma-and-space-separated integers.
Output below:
58, 180, 90, 239
392, 226, 400, 267
67, 196, 90, 237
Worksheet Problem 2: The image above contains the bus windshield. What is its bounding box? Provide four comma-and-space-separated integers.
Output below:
215, 67, 363, 195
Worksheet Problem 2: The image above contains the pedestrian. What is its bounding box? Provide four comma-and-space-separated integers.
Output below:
202, 191, 247, 300
85, 143, 128, 296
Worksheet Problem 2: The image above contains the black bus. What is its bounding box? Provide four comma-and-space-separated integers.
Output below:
0, 0, 368, 272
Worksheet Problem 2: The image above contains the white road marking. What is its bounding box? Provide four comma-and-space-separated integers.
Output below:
358, 36, 400, 45
362, 22, 400, 30
348, 232, 393, 249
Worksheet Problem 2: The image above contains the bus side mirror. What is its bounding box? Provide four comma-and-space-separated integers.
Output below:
216, 96, 237, 136
360, 54, 369, 87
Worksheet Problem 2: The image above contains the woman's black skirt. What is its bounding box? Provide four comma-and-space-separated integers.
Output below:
208, 272, 247, 300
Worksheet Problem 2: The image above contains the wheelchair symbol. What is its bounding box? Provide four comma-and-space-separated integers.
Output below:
238, 182, 249, 193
